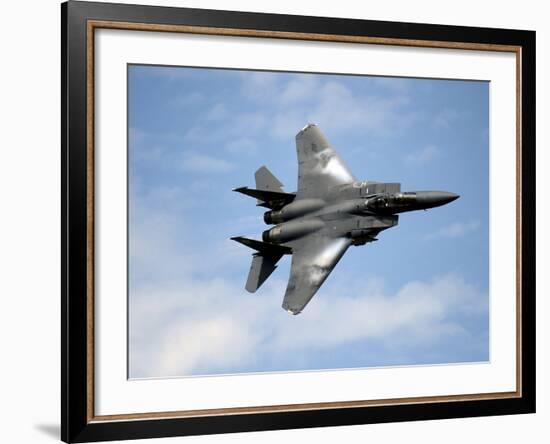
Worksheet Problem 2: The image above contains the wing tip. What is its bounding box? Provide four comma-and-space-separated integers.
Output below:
298, 122, 318, 135
285, 308, 301, 316
282, 303, 302, 315
244, 284, 257, 293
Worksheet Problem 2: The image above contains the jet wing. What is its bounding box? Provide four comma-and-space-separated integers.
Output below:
295, 124, 356, 199
282, 233, 352, 314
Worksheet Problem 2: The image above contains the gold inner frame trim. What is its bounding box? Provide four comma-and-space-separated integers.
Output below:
86, 19, 523, 423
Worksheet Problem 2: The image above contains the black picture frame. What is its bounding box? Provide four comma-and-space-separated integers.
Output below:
61, 1, 536, 442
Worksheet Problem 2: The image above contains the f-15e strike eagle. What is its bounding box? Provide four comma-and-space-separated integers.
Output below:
232, 124, 459, 315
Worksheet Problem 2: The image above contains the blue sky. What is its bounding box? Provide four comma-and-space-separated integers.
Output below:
127, 65, 489, 378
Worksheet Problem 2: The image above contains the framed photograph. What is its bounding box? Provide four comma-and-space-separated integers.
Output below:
61, 1, 536, 442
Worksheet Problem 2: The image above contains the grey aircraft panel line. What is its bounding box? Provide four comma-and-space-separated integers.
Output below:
232, 123, 459, 315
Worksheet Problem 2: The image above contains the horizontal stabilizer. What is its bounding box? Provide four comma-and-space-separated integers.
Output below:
231, 236, 292, 255
233, 187, 296, 210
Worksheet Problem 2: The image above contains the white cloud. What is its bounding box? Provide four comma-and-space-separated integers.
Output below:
180, 152, 234, 173
128, 71, 487, 378
224, 137, 257, 156
425, 219, 480, 240
266, 80, 412, 140
176, 91, 204, 108
182, 73, 416, 145
405, 145, 441, 166
278, 75, 319, 104
128, 179, 488, 378
129, 270, 487, 378
129, 185, 252, 284
156, 315, 261, 375
307, 81, 394, 132
136, 70, 422, 179
240, 72, 281, 101
205, 102, 228, 121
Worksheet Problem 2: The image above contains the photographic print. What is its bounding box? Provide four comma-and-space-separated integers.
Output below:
128, 66, 489, 379
63, 4, 535, 440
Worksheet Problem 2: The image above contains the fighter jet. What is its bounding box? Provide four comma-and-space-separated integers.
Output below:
232, 124, 459, 315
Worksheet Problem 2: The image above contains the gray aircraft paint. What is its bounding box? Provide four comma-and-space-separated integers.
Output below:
232, 124, 459, 315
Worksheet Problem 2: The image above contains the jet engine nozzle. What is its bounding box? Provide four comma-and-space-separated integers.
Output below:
264, 210, 280, 225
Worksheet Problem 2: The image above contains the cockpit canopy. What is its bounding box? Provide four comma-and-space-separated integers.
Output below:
366, 192, 417, 213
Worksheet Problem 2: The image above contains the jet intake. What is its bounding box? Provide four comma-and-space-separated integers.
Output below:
263, 198, 325, 224
262, 219, 324, 244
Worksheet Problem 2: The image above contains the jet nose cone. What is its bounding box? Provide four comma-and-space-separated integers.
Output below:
416, 191, 460, 208
440, 192, 460, 204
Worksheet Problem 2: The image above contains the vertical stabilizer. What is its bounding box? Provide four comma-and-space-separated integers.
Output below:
255, 166, 284, 204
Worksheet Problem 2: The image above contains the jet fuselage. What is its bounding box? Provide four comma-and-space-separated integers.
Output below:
263, 183, 458, 246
